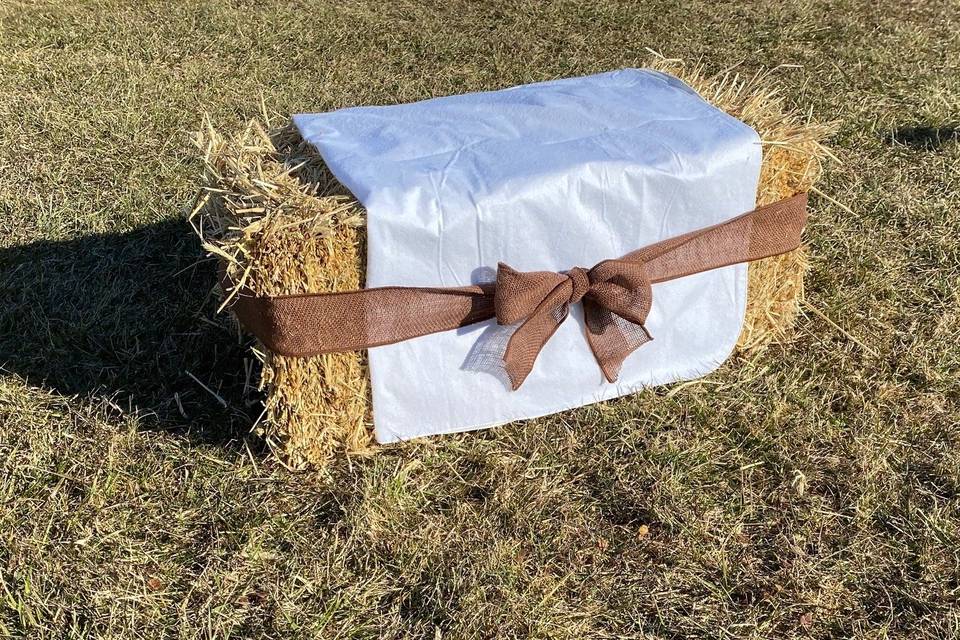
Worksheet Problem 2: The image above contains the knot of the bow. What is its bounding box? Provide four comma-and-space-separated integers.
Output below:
493, 260, 654, 389
565, 266, 591, 305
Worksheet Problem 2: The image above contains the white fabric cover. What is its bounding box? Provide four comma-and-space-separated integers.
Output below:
293, 69, 762, 443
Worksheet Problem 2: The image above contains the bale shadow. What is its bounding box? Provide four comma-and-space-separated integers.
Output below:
0, 220, 257, 446
882, 125, 959, 150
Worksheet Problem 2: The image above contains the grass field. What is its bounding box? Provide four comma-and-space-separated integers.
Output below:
2, 0, 959, 637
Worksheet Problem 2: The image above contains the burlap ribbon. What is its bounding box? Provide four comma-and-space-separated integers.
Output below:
226, 193, 808, 389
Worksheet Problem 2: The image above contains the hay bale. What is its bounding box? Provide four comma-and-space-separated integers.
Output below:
192, 120, 370, 465
654, 62, 835, 352
192, 63, 834, 468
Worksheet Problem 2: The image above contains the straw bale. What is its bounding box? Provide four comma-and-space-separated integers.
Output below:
193, 63, 834, 467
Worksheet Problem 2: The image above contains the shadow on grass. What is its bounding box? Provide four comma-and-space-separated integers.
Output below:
883, 125, 959, 150
0, 220, 257, 446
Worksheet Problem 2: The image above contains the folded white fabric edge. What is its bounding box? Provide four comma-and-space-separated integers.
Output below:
293, 68, 762, 443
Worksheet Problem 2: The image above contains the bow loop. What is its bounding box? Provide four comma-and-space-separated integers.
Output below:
589, 258, 649, 290
585, 279, 652, 326
494, 262, 568, 325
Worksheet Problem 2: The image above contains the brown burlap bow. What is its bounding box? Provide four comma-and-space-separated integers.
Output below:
225, 193, 809, 389
494, 260, 654, 388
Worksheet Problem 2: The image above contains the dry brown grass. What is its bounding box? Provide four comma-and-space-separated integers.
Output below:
4, 0, 959, 637
194, 62, 834, 468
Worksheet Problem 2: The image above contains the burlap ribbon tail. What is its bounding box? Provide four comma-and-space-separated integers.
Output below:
225, 193, 808, 389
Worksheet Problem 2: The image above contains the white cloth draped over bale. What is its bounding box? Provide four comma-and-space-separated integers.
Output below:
295, 69, 765, 443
